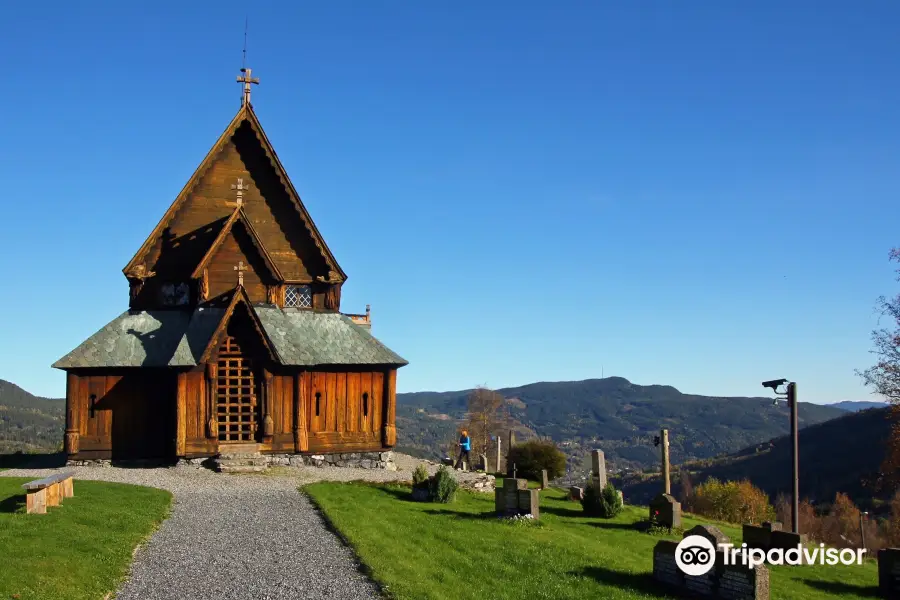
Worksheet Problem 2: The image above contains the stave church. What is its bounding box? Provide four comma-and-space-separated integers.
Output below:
53, 68, 407, 465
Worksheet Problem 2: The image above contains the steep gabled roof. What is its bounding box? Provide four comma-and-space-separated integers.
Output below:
123, 102, 346, 281
191, 206, 284, 281
196, 286, 280, 364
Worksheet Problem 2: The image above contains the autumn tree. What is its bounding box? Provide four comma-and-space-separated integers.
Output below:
858, 247, 900, 489
464, 386, 509, 457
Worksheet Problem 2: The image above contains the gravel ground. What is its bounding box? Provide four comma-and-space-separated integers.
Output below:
0, 453, 491, 600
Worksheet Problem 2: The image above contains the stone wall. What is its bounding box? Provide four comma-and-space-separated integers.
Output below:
267, 451, 397, 470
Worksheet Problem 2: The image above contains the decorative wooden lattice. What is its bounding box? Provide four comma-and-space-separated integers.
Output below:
216, 336, 257, 442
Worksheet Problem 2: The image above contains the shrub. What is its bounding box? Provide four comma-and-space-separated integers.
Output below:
506, 439, 566, 481
429, 466, 459, 504
412, 464, 429, 487
691, 478, 775, 524
581, 482, 623, 518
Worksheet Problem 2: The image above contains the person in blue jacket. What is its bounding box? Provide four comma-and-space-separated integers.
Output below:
454, 430, 472, 470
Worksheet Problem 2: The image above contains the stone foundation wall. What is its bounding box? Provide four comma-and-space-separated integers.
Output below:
267, 451, 396, 470
70, 451, 397, 470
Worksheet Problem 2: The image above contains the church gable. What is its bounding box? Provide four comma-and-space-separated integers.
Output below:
124, 103, 345, 309
200, 221, 279, 304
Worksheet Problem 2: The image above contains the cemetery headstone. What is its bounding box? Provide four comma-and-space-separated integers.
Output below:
569, 486, 584, 502
879, 548, 900, 598
652, 526, 770, 600
590, 449, 607, 492
650, 493, 682, 529
541, 469, 549, 490
496, 477, 539, 519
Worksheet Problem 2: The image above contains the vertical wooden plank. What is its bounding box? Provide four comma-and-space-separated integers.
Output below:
325, 373, 337, 431
272, 375, 282, 434
336, 373, 347, 433
311, 372, 325, 432
87, 377, 105, 440
346, 373, 360, 433
282, 376, 293, 434
78, 377, 89, 437
64, 372, 80, 455
176, 372, 187, 457
295, 372, 308, 451
357, 372, 369, 432
371, 372, 383, 441
383, 370, 397, 447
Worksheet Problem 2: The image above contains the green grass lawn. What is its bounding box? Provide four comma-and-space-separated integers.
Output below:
305, 482, 880, 600
0, 477, 172, 600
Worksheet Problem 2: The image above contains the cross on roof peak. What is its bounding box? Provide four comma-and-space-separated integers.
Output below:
234, 260, 248, 286
237, 67, 259, 106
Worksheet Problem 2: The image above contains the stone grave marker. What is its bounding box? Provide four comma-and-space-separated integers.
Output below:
496, 477, 539, 519
569, 486, 584, 502
879, 548, 900, 598
541, 469, 549, 490
591, 449, 607, 491
650, 493, 682, 529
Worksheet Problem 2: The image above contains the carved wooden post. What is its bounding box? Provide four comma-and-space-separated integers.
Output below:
263, 369, 275, 439
206, 363, 218, 439
175, 372, 187, 457
200, 268, 209, 302
64, 372, 80, 455
382, 369, 397, 447
294, 373, 308, 452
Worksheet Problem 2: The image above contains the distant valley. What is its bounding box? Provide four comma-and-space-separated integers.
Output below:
397, 377, 848, 471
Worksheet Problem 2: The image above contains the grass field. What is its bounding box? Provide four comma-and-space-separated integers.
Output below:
0, 477, 172, 600
305, 482, 880, 600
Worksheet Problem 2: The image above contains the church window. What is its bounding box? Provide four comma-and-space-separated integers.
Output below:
363, 392, 369, 417
285, 285, 312, 308
160, 282, 190, 306
315, 392, 321, 417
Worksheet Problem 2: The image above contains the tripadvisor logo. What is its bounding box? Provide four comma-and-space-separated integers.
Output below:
674, 535, 867, 575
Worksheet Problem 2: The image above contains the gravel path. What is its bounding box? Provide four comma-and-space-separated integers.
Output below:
0, 454, 491, 600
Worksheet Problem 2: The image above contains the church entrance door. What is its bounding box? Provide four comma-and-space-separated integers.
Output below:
216, 335, 258, 443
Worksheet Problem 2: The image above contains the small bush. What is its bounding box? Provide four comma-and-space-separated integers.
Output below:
506, 439, 566, 481
581, 482, 623, 518
691, 478, 775, 524
412, 464, 429, 487
429, 466, 459, 504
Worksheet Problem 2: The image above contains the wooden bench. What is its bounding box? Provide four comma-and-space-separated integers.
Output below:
22, 472, 75, 514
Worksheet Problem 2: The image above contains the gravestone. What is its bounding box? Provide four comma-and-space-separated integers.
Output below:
590, 450, 607, 491
652, 526, 770, 600
743, 521, 783, 552
495, 477, 539, 519
878, 548, 900, 598
769, 530, 808, 551
569, 486, 584, 502
650, 493, 682, 529
541, 469, 549, 490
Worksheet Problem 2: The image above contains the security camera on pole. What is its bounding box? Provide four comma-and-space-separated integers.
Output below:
762, 378, 800, 535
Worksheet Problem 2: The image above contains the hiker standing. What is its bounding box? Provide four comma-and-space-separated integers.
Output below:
455, 430, 471, 470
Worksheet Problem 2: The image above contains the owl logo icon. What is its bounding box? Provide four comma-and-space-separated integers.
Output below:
675, 535, 716, 576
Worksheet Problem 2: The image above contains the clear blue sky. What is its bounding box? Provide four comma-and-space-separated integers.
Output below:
2, 2, 897, 403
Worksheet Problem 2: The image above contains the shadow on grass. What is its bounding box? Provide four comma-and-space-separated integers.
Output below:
376, 486, 420, 503
572, 566, 670, 596
0, 452, 67, 469
799, 579, 881, 598
539, 504, 584, 517
0, 494, 25, 514
588, 521, 651, 532
423, 507, 498, 521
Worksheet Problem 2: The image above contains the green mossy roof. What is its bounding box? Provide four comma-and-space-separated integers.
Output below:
52, 306, 407, 369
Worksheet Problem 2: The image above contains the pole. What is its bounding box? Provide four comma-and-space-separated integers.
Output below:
661, 428, 671, 495
788, 382, 799, 534
860, 512, 868, 550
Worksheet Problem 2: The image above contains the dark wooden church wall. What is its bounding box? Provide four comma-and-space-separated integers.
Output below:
67, 371, 176, 459
300, 370, 386, 453
205, 228, 268, 301
142, 130, 325, 284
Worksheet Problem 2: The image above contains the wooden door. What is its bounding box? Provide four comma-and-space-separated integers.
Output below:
216, 336, 258, 443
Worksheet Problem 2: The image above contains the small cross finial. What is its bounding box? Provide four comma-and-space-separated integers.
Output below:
237, 67, 260, 106
231, 178, 250, 206
234, 261, 248, 286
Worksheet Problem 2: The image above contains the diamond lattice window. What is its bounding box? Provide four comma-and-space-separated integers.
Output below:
285, 285, 312, 308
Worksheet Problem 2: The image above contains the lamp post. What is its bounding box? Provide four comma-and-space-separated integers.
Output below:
762, 378, 799, 534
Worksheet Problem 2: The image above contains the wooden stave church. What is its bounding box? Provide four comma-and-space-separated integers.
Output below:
52, 69, 408, 463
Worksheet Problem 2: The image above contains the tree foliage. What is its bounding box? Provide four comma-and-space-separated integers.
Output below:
859, 247, 900, 488
507, 439, 567, 481
464, 386, 509, 457
689, 478, 775, 524
581, 482, 624, 518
